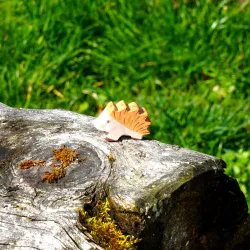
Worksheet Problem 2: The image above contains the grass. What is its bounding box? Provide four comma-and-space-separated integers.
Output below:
0, 0, 249, 204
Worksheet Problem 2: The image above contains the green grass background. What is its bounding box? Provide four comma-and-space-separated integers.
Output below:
0, 0, 249, 205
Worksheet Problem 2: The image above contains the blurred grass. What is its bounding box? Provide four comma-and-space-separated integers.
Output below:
0, 0, 249, 204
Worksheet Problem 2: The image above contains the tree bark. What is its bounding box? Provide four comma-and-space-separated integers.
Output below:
0, 103, 248, 249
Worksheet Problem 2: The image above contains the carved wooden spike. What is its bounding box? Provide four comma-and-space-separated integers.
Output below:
106, 101, 117, 114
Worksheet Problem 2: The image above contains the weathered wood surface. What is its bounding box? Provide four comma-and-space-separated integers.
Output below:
0, 103, 248, 250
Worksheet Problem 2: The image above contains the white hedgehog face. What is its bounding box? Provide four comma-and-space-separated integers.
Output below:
93, 108, 113, 132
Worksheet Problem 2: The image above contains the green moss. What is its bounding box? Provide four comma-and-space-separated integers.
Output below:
150, 169, 195, 203
77, 198, 143, 250
107, 155, 116, 163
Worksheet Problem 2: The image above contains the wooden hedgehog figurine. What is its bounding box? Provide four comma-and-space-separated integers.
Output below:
93, 100, 151, 141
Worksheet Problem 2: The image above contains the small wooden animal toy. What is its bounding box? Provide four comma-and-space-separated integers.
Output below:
93, 100, 151, 141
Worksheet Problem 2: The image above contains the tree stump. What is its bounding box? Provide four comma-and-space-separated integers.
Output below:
0, 102, 248, 250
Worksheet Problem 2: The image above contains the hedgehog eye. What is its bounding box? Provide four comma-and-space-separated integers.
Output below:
106, 120, 110, 123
